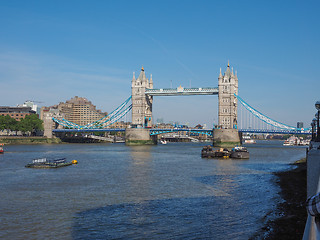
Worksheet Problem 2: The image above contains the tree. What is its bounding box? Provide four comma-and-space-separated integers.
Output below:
0, 114, 43, 136
0, 115, 6, 131
0, 115, 18, 134
18, 114, 43, 136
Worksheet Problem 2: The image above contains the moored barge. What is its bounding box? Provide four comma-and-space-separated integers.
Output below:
230, 146, 249, 159
201, 145, 249, 159
25, 158, 75, 168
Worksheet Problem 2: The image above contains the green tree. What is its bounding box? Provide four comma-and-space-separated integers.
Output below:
0, 115, 6, 130
18, 114, 43, 135
0, 115, 18, 134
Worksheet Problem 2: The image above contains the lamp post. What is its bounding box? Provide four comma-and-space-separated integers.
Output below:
311, 118, 316, 141
316, 101, 320, 142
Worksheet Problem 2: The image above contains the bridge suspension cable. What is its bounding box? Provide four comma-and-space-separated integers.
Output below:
93, 104, 132, 128
52, 96, 132, 129
84, 96, 132, 128
235, 94, 307, 131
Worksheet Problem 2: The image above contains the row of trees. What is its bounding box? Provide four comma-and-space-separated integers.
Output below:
0, 114, 43, 135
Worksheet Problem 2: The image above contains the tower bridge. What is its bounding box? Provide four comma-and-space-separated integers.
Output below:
49, 62, 310, 145
126, 62, 240, 145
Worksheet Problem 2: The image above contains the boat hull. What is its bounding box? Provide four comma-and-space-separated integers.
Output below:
25, 162, 72, 168
230, 151, 249, 159
201, 145, 249, 159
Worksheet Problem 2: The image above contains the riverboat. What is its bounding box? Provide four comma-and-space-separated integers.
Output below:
0, 143, 4, 154
283, 136, 311, 146
201, 146, 230, 158
25, 158, 77, 168
201, 145, 250, 159
244, 139, 256, 144
230, 146, 249, 159
160, 139, 167, 144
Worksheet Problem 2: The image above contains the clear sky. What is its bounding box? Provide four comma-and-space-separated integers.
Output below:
0, 0, 319, 128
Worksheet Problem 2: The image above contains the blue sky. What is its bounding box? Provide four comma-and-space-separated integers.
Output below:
0, 0, 319, 128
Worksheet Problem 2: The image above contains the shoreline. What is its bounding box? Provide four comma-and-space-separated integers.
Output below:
251, 159, 307, 239
0, 136, 62, 144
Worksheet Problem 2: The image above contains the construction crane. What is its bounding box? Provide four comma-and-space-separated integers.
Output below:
26, 100, 44, 104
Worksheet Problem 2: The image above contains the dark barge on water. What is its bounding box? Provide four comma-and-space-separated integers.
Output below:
25, 158, 77, 168
201, 146, 249, 159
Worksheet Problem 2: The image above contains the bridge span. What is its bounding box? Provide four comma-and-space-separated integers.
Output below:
52, 128, 310, 136
145, 87, 218, 96
47, 63, 309, 145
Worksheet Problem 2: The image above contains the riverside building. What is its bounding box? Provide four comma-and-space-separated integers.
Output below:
0, 106, 36, 121
56, 96, 107, 126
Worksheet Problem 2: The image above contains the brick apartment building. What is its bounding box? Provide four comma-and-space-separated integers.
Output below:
56, 96, 108, 126
0, 106, 36, 121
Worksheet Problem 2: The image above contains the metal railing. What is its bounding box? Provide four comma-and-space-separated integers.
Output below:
303, 142, 320, 240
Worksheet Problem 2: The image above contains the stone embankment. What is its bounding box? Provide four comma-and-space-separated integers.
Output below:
0, 136, 61, 144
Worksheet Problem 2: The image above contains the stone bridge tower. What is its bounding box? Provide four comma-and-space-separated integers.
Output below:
213, 61, 240, 147
218, 61, 238, 129
126, 67, 156, 145
131, 66, 153, 128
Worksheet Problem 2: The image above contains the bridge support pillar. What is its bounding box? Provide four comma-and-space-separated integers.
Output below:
213, 129, 241, 148
125, 128, 157, 145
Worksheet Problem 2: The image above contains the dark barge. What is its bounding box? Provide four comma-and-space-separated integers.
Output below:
25, 158, 75, 168
201, 145, 249, 159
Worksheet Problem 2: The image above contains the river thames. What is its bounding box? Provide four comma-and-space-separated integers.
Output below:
0, 140, 306, 239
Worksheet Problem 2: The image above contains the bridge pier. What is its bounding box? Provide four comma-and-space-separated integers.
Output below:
212, 129, 241, 147
125, 128, 157, 145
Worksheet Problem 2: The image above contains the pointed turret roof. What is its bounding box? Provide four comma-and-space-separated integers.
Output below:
132, 72, 136, 82
225, 61, 231, 77
150, 74, 153, 83
138, 65, 146, 81
219, 68, 223, 78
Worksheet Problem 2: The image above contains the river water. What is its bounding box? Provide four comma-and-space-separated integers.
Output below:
0, 140, 306, 239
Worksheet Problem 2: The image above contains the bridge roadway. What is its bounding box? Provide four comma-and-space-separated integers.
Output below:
52, 128, 213, 136
145, 87, 218, 96
52, 128, 311, 135
239, 129, 312, 135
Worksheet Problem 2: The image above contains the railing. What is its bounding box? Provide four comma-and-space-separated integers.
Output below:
303, 142, 320, 239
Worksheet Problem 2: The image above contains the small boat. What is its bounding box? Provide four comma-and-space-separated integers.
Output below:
283, 140, 291, 146
0, 143, 4, 154
25, 158, 77, 168
160, 139, 167, 144
230, 146, 249, 159
244, 139, 256, 144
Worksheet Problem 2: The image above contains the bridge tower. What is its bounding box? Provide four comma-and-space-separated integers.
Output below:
218, 61, 238, 129
131, 66, 153, 128
213, 61, 240, 147
126, 66, 156, 145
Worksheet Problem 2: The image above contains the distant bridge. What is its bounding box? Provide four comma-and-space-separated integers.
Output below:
52, 127, 311, 135
51, 64, 310, 136
51, 93, 311, 135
